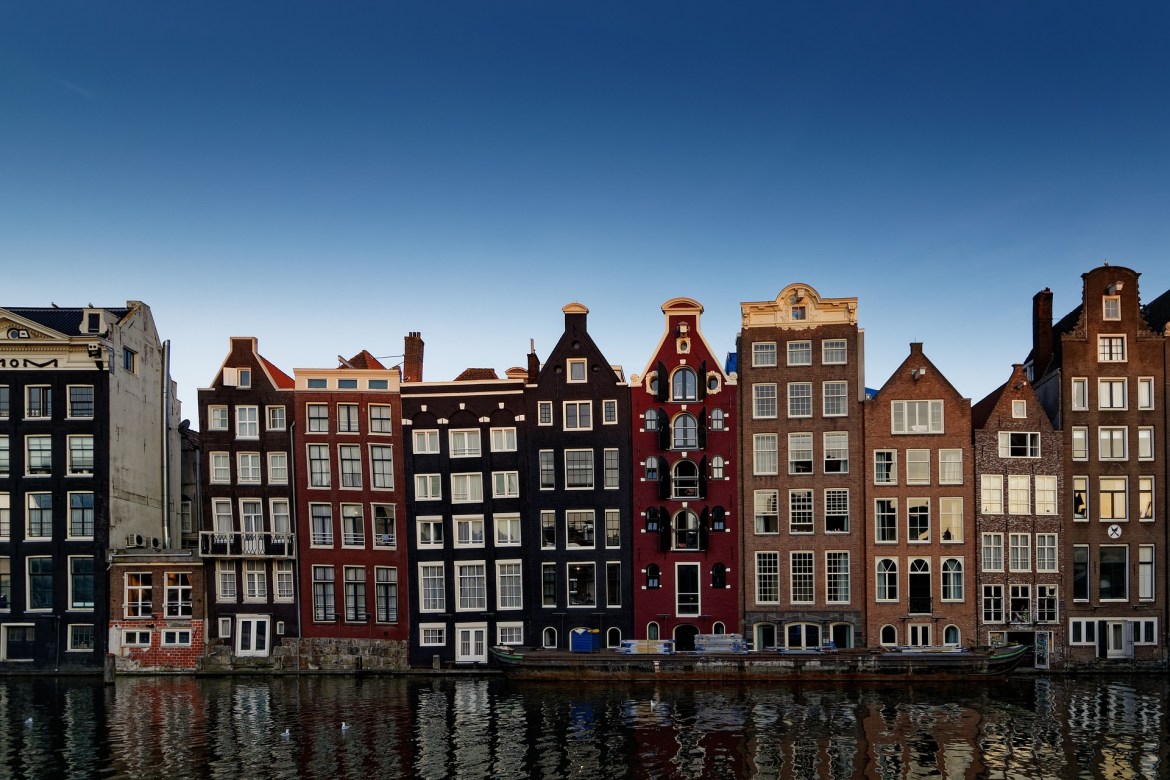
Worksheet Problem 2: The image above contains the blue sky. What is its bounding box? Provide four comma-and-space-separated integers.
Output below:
3, 2, 1168, 422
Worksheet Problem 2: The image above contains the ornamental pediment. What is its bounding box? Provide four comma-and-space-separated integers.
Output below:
0, 317, 62, 342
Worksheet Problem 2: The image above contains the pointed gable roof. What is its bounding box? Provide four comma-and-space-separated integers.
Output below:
339, 350, 387, 370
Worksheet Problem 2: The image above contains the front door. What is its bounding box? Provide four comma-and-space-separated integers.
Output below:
755, 623, 777, 651
1105, 620, 1134, 659
1034, 631, 1050, 669
237, 615, 270, 657
456, 624, 487, 663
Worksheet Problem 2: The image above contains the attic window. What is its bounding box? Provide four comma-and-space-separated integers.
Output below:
1012, 400, 1026, 418
238, 369, 251, 388
86, 313, 101, 333
1103, 296, 1121, 321
307, 378, 327, 389
337, 379, 357, 389
791, 305, 807, 321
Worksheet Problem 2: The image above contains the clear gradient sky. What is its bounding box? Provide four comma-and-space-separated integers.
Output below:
3, 2, 1168, 424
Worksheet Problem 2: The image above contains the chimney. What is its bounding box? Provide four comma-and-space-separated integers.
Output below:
527, 339, 540, 383
1032, 288, 1053, 377
403, 332, 424, 383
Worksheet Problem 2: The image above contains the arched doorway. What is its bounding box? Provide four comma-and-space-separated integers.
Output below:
674, 624, 699, 651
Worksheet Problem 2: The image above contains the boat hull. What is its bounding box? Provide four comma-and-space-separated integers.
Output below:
489, 644, 1029, 682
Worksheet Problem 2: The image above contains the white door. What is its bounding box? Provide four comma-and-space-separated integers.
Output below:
456, 624, 487, 663
908, 623, 932, 647
237, 615, 270, 657
1106, 620, 1134, 659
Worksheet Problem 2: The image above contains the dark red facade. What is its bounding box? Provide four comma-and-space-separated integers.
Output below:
631, 298, 739, 647
294, 352, 409, 645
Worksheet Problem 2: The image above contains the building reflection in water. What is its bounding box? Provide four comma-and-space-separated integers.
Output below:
0, 675, 1166, 778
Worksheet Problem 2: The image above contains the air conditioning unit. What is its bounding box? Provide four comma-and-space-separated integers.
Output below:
150, 536, 163, 550
126, 533, 144, 548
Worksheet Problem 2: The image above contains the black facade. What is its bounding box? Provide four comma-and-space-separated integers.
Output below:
522, 304, 633, 650
0, 365, 109, 669
401, 374, 528, 666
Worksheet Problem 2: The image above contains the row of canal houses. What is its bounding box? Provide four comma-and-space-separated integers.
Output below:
0, 263, 1167, 673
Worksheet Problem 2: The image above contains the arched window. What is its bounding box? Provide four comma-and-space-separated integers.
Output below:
711, 562, 727, 589
786, 622, 821, 650
672, 460, 700, 499
880, 625, 897, 646
672, 413, 698, 449
943, 625, 960, 646
712, 622, 726, 635
710, 408, 725, 429
645, 507, 660, 532
645, 457, 658, 480
710, 456, 725, 480
646, 564, 661, 589
877, 559, 898, 600
711, 505, 727, 531
643, 409, 659, 431
542, 627, 557, 649
942, 558, 963, 601
673, 510, 700, 550
607, 627, 621, 648
647, 622, 660, 641
671, 368, 697, 401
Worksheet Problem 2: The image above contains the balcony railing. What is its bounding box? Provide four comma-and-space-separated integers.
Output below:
199, 531, 297, 558
908, 596, 933, 615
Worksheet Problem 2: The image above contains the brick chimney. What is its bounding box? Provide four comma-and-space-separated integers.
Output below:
527, 340, 540, 383
403, 332, 424, 383
1032, 288, 1053, 377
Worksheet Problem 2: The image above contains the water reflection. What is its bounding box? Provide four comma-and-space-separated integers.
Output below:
0, 674, 1164, 778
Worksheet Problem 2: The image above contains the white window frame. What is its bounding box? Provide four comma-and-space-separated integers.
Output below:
891, 400, 943, 434
752, 342, 777, 367
412, 430, 440, 454
490, 427, 517, 452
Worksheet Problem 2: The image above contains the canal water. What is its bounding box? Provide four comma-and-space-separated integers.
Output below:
0, 673, 1166, 779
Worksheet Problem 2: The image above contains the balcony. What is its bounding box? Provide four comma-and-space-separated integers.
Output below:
199, 531, 297, 558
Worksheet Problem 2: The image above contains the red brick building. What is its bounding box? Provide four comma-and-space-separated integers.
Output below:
1028, 265, 1166, 668
738, 284, 865, 650
108, 550, 205, 671
863, 342, 976, 648
972, 364, 1065, 668
294, 351, 409, 666
630, 297, 738, 647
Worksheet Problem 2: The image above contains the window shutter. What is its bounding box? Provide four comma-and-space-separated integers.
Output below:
698, 361, 707, 400
656, 362, 668, 402
658, 461, 670, 500
659, 515, 672, 552
697, 409, 707, 448
657, 409, 669, 449
699, 508, 710, 551
698, 457, 708, 498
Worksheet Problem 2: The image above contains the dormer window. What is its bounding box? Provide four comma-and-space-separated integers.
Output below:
1103, 296, 1121, 321
791, 305, 807, 321
85, 312, 102, 333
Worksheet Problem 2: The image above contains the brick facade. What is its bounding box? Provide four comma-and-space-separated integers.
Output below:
864, 343, 976, 648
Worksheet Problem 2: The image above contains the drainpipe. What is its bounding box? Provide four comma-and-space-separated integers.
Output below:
161, 339, 172, 548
